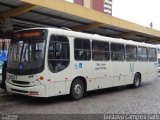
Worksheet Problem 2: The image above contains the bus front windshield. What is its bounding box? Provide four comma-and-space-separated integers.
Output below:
7, 29, 47, 75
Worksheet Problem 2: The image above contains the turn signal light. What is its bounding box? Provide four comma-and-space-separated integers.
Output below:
39, 76, 44, 80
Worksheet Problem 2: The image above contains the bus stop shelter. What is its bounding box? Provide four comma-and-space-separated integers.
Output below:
0, 0, 160, 44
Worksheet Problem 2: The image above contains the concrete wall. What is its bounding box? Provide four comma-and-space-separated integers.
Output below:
74, 0, 83, 5
92, 0, 104, 12
73, 0, 112, 15
83, 0, 92, 9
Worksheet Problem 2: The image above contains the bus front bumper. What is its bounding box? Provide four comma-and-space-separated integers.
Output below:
6, 81, 47, 97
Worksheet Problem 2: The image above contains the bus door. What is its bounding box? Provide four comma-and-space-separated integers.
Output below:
48, 35, 70, 96
111, 43, 125, 86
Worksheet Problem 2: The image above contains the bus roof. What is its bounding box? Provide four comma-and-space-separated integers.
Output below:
16, 27, 157, 48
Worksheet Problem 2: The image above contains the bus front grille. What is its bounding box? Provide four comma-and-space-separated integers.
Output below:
11, 89, 28, 93
12, 80, 30, 85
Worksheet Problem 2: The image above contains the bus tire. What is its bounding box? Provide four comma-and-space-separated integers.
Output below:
133, 73, 141, 88
70, 79, 84, 101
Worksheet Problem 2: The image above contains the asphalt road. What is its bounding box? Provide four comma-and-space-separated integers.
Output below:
0, 78, 160, 119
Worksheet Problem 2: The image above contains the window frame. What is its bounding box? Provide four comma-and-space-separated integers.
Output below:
48, 34, 70, 73
137, 46, 148, 61
148, 47, 157, 62
74, 38, 91, 61
111, 43, 125, 61
92, 40, 110, 61
125, 45, 137, 61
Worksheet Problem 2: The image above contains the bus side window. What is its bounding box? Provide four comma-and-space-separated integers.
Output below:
48, 35, 70, 73
148, 48, 157, 61
74, 38, 91, 61
138, 47, 148, 61
126, 45, 137, 61
111, 43, 125, 61
92, 40, 110, 61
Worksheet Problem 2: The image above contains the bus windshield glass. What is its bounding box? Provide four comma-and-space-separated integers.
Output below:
7, 29, 47, 75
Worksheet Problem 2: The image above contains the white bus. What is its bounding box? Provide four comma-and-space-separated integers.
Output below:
6, 28, 158, 100
156, 45, 160, 76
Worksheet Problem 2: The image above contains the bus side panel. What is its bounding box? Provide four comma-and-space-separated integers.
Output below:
145, 62, 157, 81
70, 61, 95, 91
133, 62, 157, 82
46, 57, 72, 96
88, 61, 113, 90
111, 62, 126, 87
125, 62, 135, 85
70, 61, 113, 91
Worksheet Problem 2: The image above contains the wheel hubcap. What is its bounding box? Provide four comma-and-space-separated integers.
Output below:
135, 76, 140, 86
73, 84, 82, 96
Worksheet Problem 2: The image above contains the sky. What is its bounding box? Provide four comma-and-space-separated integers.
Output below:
112, 0, 160, 30
65, 0, 160, 30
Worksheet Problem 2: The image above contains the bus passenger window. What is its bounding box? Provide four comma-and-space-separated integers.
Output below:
92, 41, 110, 61
74, 38, 91, 61
126, 45, 137, 61
48, 35, 70, 73
111, 43, 125, 61
148, 48, 157, 61
138, 47, 148, 61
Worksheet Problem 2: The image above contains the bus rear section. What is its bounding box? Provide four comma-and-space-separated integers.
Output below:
157, 45, 160, 76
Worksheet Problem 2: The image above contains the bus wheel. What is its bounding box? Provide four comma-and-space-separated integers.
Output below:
70, 79, 84, 100
133, 73, 141, 88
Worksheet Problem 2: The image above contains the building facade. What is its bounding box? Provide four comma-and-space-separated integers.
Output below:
74, 0, 112, 15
